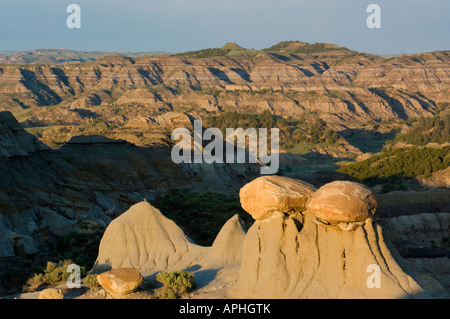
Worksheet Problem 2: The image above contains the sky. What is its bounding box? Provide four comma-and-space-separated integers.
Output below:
0, 0, 448, 55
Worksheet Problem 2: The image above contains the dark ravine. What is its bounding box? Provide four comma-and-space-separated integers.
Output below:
0, 111, 259, 267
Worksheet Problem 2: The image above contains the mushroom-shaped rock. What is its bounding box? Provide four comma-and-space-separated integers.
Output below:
92, 201, 207, 272
306, 181, 377, 229
240, 176, 316, 220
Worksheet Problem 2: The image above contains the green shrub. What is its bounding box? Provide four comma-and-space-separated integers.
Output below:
338, 146, 449, 192
159, 287, 177, 299
394, 113, 450, 146
44, 229, 105, 271
156, 271, 196, 298
84, 274, 99, 289
25, 260, 86, 291
203, 110, 340, 152
328, 90, 346, 99
44, 261, 57, 274
176, 48, 230, 59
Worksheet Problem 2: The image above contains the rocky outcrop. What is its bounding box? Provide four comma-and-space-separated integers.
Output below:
203, 214, 247, 267
232, 210, 429, 298
377, 188, 450, 217
306, 181, 378, 230
0, 111, 50, 157
38, 288, 64, 299
70, 93, 103, 109
420, 166, 450, 188
239, 175, 316, 220
92, 176, 448, 299
93, 201, 247, 272
233, 178, 430, 299
96, 268, 144, 295
116, 88, 164, 108
379, 205, 450, 259
93, 202, 209, 271
93, 202, 246, 276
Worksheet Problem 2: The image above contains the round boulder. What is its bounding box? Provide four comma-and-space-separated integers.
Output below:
97, 268, 144, 295
239, 176, 317, 220
306, 181, 377, 225
38, 288, 64, 299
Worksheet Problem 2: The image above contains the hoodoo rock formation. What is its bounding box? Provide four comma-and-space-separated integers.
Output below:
93, 201, 246, 273
93, 175, 446, 299
239, 175, 316, 220
306, 181, 378, 230
93, 201, 210, 272
233, 177, 425, 298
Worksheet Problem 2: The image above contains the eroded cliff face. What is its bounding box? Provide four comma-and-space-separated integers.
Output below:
1, 50, 448, 124
0, 111, 259, 260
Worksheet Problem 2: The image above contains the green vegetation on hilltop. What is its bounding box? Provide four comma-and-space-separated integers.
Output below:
392, 103, 450, 146
263, 41, 348, 54
204, 110, 340, 151
176, 48, 231, 59
175, 41, 349, 59
205, 110, 276, 130
339, 146, 450, 192
175, 42, 258, 59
